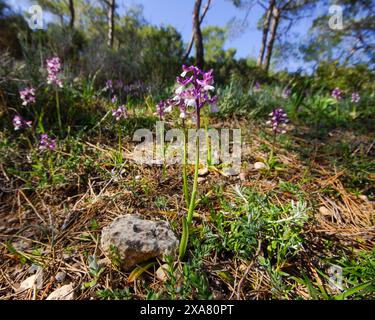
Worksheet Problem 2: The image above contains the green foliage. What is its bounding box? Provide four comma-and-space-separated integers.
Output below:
202, 25, 230, 63
313, 61, 375, 92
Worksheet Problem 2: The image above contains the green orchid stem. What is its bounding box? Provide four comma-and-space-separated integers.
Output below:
179, 130, 200, 259
204, 112, 212, 166
270, 132, 276, 162
118, 126, 122, 163
187, 134, 200, 225
182, 127, 190, 207
56, 89, 62, 132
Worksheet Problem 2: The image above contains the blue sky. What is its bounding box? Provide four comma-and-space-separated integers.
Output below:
7, 0, 319, 71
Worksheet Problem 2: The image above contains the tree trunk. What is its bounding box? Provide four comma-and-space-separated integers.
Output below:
183, 0, 211, 62
107, 0, 115, 49
69, 0, 75, 29
257, 0, 275, 66
263, 7, 280, 72
193, 0, 204, 69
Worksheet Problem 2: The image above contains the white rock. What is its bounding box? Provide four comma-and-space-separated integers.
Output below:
319, 207, 331, 216
223, 168, 239, 177
17, 269, 43, 292
156, 264, 169, 281
198, 168, 209, 177
55, 271, 66, 283
253, 162, 267, 170
101, 215, 179, 271
197, 177, 206, 184
46, 283, 74, 300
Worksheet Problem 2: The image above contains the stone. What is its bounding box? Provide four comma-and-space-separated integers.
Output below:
17, 269, 43, 292
253, 162, 267, 170
198, 168, 209, 177
155, 264, 169, 281
197, 177, 206, 184
28, 264, 41, 274
46, 283, 74, 300
239, 172, 248, 181
55, 271, 66, 283
101, 215, 179, 271
319, 206, 331, 216
222, 167, 239, 177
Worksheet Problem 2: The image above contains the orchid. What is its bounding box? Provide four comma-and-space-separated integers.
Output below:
267, 108, 289, 135
112, 105, 128, 121
46, 57, 63, 131
46, 57, 63, 88
115, 80, 124, 89
282, 87, 291, 99
12, 115, 32, 131
157, 65, 218, 260
171, 65, 218, 128
105, 80, 113, 92
39, 133, 57, 151
156, 101, 166, 120
331, 87, 342, 100
351, 92, 360, 103
19, 87, 36, 106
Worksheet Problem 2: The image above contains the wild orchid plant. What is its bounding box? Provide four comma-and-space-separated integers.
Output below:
112, 104, 128, 164
12, 115, 32, 131
38, 133, 57, 151
19, 87, 36, 106
158, 65, 218, 259
266, 108, 289, 166
351, 92, 360, 118
46, 57, 63, 131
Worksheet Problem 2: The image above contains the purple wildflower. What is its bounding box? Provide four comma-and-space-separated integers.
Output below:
169, 65, 217, 127
351, 92, 360, 103
112, 105, 128, 121
19, 87, 36, 106
115, 80, 124, 89
254, 81, 261, 90
105, 80, 113, 92
267, 108, 289, 134
12, 115, 32, 131
282, 87, 291, 99
331, 87, 342, 100
46, 57, 63, 88
156, 101, 166, 120
39, 133, 57, 151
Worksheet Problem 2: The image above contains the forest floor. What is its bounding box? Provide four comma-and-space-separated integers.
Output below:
0, 116, 374, 300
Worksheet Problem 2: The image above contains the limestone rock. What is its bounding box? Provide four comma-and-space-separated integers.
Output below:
198, 168, 209, 177
46, 283, 74, 300
101, 215, 178, 271
253, 162, 267, 170
17, 269, 43, 292
156, 264, 169, 281
222, 167, 239, 177
197, 177, 206, 184
55, 271, 66, 283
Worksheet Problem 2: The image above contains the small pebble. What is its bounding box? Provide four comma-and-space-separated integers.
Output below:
253, 162, 266, 170
55, 271, 66, 283
239, 172, 248, 181
197, 177, 206, 184
156, 264, 169, 281
223, 168, 239, 177
198, 168, 209, 177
